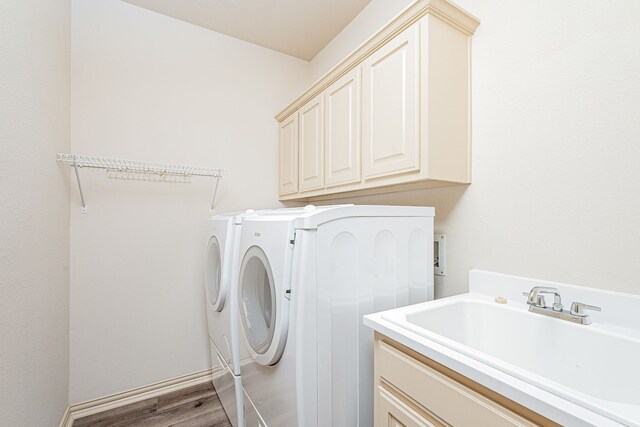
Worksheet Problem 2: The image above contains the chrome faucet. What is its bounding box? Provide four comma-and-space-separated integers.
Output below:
523, 286, 564, 311
522, 286, 601, 325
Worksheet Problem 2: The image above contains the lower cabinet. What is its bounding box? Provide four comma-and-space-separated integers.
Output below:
374, 334, 560, 427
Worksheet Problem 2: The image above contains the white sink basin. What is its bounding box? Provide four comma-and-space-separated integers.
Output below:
365, 271, 640, 427
383, 298, 640, 406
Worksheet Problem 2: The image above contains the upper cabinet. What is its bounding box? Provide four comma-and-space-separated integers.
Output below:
299, 94, 324, 192
278, 114, 298, 196
275, 0, 480, 201
325, 68, 361, 187
362, 23, 419, 179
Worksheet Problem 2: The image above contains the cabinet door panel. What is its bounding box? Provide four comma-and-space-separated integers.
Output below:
362, 23, 420, 179
279, 114, 298, 196
299, 95, 324, 191
325, 68, 361, 187
376, 386, 444, 427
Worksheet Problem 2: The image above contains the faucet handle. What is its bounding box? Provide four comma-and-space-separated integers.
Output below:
570, 302, 601, 317
522, 292, 546, 308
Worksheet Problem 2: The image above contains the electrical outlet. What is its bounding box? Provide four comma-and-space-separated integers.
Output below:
434, 234, 446, 276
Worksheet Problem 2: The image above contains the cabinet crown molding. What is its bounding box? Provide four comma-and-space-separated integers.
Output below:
275, 0, 479, 123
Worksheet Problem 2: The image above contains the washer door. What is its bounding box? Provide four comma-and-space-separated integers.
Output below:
238, 246, 288, 366
205, 236, 226, 312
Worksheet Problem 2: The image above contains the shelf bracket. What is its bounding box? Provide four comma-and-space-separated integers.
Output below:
210, 176, 221, 212
72, 161, 88, 214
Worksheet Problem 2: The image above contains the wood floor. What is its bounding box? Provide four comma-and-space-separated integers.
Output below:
73, 382, 232, 427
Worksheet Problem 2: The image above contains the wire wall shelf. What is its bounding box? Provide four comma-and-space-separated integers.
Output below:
57, 153, 226, 214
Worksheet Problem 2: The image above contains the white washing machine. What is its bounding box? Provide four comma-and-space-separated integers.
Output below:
236, 205, 435, 427
204, 211, 258, 427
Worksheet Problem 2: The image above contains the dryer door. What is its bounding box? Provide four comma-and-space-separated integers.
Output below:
238, 245, 289, 366
205, 236, 226, 312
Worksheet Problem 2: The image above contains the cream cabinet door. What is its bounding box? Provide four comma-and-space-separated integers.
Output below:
299, 94, 324, 192
362, 22, 420, 179
278, 114, 298, 196
376, 386, 444, 427
324, 68, 361, 187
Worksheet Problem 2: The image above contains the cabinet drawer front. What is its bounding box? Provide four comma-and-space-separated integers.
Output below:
377, 341, 536, 427
279, 115, 298, 196
362, 22, 420, 179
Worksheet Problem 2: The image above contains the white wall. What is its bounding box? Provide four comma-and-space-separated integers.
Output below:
70, 0, 310, 403
63, 0, 640, 405
0, 1, 71, 425
311, 0, 640, 298
310, 0, 414, 81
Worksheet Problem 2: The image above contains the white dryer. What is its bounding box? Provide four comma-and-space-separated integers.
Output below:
236, 205, 435, 427
204, 211, 257, 427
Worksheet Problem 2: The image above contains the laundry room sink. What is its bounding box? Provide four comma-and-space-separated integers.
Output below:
383, 297, 640, 405
364, 270, 640, 427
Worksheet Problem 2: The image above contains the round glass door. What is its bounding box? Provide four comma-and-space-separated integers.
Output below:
238, 246, 277, 357
205, 236, 224, 311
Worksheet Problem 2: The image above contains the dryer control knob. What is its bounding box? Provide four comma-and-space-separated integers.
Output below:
304, 205, 316, 211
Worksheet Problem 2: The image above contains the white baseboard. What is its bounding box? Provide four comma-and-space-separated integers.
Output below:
59, 368, 214, 427
58, 405, 71, 427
